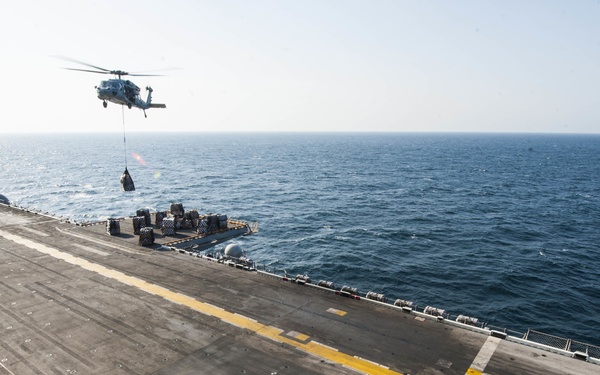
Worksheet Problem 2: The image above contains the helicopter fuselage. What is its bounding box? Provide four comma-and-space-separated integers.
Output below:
96, 79, 142, 109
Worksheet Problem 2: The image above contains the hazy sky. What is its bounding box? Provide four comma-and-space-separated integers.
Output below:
1, 0, 599, 133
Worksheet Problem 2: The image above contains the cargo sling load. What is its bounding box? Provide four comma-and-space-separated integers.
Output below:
119, 104, 134, 191
55, 56, 169, 191
120, 167, 135, 191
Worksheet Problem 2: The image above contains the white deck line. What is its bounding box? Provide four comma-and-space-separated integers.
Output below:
467, 335, 501, 374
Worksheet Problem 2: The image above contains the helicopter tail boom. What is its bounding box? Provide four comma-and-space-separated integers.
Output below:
143, 86, 166, 109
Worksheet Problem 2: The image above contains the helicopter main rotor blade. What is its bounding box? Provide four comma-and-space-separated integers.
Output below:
55, 56, 172, 78
130, 67, 180, 74
128, 73, 164, 77
63, 67, 111, 75
54, 55, 112, 73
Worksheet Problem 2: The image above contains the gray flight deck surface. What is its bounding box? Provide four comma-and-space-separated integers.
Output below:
0, 204, 597, 375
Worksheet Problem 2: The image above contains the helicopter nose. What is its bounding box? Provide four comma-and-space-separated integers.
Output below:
96, 88, 109, 99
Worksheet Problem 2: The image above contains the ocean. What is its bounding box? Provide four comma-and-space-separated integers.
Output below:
1, 132, 599, 346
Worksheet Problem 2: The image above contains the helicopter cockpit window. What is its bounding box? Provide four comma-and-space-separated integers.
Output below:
99, 81, 121, 89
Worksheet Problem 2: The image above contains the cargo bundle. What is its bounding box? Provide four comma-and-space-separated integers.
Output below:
169, 203, 184, 217
132, 216, 146, 235
161, 217, 176, 235
136, 209, 152, 226
155, 211, 167, 229
106, 218, 120, 235
139, 227, 155, 246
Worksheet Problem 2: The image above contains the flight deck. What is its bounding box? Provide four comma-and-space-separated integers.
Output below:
0, 203, 597, 375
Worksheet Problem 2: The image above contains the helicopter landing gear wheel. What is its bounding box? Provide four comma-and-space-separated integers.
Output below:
127, 103, 132, 109
102, 101, 107, 108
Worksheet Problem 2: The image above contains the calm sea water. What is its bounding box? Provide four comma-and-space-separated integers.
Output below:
1, 132, 599, 345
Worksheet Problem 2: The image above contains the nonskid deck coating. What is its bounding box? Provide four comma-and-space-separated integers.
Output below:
0, 204, 597, 375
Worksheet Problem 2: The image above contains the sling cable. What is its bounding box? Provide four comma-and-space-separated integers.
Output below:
119, 105, 135, 191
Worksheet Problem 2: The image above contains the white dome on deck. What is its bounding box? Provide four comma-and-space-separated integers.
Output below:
224, 244, 244, 259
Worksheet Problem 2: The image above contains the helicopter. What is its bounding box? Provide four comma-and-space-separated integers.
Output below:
59, 57, 166, 118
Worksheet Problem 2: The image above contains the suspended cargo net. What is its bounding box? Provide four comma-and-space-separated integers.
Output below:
120, 167, 136, 192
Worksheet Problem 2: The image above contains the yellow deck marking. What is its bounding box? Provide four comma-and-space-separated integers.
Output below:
327, 307, 347, 316
294, 332, 310, 341
466, 335, 501, 375
0, 230, 404, 375
286, 331, 310, 341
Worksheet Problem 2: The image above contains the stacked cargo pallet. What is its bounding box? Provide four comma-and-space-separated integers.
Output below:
218, 214, 228, 230
169, 202, 184, 217
196, 218, 208, 235
139, 227, 155, 246
106, 218, 120, 235
133, 216, 146, 235
155, 211, 167, 229
208, 215, 218, 233
162, 217, 176, 235
185, 210, 200, 228
136, 209, 152, 227
178, 217, 192, 229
